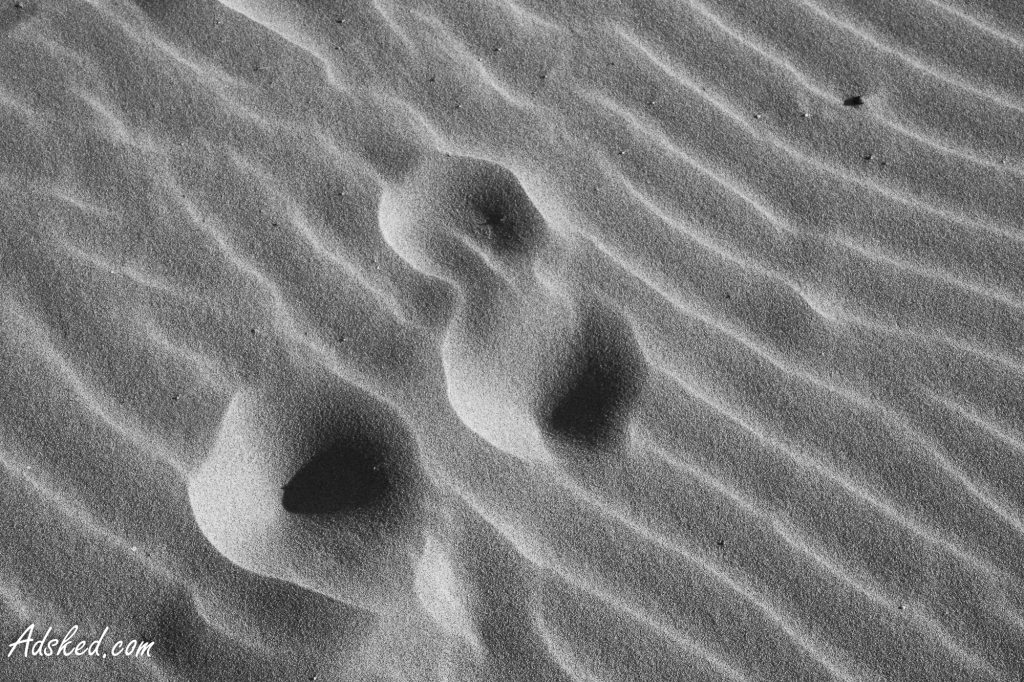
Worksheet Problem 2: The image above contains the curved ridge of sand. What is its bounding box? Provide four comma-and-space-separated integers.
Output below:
2, 0, 1024, 679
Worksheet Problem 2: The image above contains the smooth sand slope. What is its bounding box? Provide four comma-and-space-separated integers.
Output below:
2, 0, 1024, 679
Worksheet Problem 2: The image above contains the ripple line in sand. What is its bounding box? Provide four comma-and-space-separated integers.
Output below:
612, 24, 1024, 243
925, 391, 1024, 457
0, 445, 176, 583
681, 0, 1023, 172
816, 305, 1024, 376
644, 439, 1001, 671
793, 0, 1024, 112
532, 580, 753, 682
2, 293, 187, 477
590, 236, 836, 388
654, 367, 1011, 585
410, 9, 539, 111
84, 0, 242, 88
924, 0, 1024, 49
832, 236, 1024, 314
227, 155, 419, 324
455, 485, 758, 681
50, 235, 189, 299
212, 0, 347, 89
540, 470, 865, 680
586, 90, 795, 237
608, 167, 799, 289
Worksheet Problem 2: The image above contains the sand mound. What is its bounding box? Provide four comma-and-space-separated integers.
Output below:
189, 364, 427, 615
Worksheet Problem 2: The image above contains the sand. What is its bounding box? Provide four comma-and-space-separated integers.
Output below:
2, 0, 1023, 679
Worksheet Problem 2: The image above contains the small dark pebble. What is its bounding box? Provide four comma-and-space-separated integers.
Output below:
843, 95, 865, 107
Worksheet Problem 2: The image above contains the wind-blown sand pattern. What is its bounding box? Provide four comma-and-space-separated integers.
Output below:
2, 0, 1024, 679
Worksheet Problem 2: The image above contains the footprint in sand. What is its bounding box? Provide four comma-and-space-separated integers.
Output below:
187, 366, 427, 615
377, 153, 648, 468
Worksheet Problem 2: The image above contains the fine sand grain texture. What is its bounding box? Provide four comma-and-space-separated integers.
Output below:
2, 0, 1024, 680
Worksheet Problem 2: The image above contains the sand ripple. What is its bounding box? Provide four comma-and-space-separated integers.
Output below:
1, 0, 1023, 679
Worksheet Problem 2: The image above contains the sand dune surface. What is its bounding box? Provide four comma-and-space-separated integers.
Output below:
2, 0, 1024, 679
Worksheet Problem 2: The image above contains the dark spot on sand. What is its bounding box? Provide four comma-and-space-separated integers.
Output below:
539, 305, 647, 460
281, 430, 391, 514
459, 172, 545, 256
476, 206, 508, 231
547, 357, 624, 448
843, 95, 865, 107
